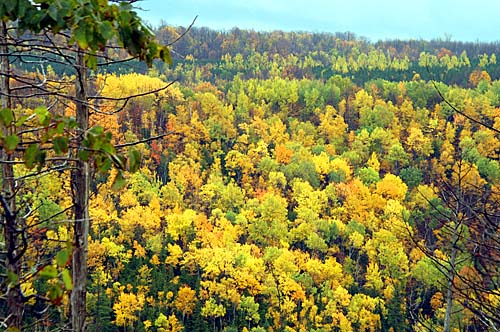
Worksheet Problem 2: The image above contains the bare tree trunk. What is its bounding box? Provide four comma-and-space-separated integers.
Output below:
70, 50, 90, 332
443, 170, 462, 332
1, 20, 24, 331
443, 240, 457, 332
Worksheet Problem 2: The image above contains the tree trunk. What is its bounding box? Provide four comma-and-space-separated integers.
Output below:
70, 50, 90, 332
443, 231, 458, 332
1, 20, 24, 331
443, 175, 462, 332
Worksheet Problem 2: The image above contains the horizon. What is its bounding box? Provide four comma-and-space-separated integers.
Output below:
137, 0, 500, 43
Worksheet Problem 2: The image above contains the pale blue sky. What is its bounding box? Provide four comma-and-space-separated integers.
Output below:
137, 0, 500, 42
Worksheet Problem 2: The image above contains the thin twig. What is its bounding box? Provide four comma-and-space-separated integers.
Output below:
166, 16, 198, 47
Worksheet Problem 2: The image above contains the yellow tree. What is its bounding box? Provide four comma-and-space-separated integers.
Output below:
113, 290, 145, 331
318, 105, 348, 153
175, 285, 197, 321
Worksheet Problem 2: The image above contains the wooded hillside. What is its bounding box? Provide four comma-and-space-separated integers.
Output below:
1, 12, 500, 332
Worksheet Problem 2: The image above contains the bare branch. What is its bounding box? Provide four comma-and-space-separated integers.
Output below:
166, 16, 198, 47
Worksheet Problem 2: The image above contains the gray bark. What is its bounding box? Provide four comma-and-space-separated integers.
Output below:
70, 50, 90, 332
443, 239, 457, 332
443, 171, 463, 332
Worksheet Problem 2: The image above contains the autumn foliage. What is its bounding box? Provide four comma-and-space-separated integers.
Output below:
3, 26, 500, 332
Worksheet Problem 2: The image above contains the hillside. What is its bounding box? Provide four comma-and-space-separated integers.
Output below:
1, 19, 500, 332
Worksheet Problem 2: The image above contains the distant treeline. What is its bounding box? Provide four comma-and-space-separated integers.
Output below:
152, 26, 500, 87
156, 26, 500, 60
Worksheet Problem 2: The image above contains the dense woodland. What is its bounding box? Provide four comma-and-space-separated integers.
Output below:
1, 4, 500, 332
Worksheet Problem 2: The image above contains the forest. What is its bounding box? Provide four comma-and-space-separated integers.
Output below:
1, 2, 500, 332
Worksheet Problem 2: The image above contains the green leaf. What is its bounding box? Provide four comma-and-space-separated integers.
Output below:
97, 157, 112, 173
100, 142, 115, 154
7, 270, 18, 285
48, 284, 63, 304
65, 240, 73, 252
35, 106, 51, 126
91, 138, 102, 151
65, 116, 77, 129
119, 10, 131, 25
128, 149, 141, 173
52, 136, 68, 154
24, 144, 39, 168
111, 171, 126, 191
56, 121, 66, 134
81, 136, 92, 148
160, 47, 172, 66
17, 0, 28, 17
0, 108, 15, 126
62, 269, 73, 290
56, 249, 70, 267
15, 115, 29, 127
74, 27, 89, 49
48, 4, 58, 20
4, 135, 20, 152
40, 265, 58, 279
5, 0, 16, 13
36, 150, 47, 167
85, 53, 98, 69
88, 126, 104, 136
100, 21, 114, 40
78, 150, 90, 161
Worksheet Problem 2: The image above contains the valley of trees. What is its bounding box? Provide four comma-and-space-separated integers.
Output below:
1, 2, 500, 332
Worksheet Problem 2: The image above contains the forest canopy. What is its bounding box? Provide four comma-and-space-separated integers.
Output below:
1, 5, 500, 332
